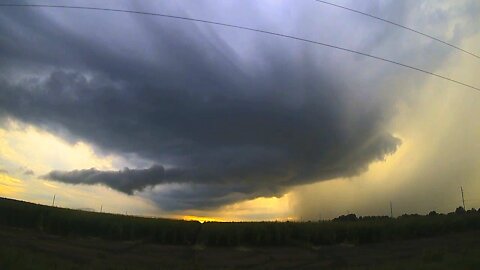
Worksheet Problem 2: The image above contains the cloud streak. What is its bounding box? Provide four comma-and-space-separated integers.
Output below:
46, 166, 166, 195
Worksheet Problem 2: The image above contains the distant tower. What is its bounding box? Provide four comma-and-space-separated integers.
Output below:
390, 201, 393, 218
461, 186, 466, 209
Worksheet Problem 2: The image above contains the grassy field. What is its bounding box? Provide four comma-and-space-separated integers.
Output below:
1, 197, 480, 269
2, 226, 480, 269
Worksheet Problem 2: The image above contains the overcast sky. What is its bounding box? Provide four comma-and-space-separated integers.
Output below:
0, 0, 479, 221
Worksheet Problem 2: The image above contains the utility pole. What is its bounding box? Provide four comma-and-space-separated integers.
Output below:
390, 201, 393, 218
52, 194, 56, 207
461, 186, 466, 210
100, 205, 103, 213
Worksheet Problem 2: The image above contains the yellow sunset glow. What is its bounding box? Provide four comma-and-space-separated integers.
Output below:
0, 122, 115, 175
0, 173, 24, 197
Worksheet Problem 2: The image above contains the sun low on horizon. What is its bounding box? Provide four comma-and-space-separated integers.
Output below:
1, 0, 480, 222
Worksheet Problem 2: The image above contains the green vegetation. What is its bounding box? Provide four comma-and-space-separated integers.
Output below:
2, 197, 480, 269
199, 210, 480, 246
1, 197, 480, 248
2, 224, 480, 269
0, 197, 200, 245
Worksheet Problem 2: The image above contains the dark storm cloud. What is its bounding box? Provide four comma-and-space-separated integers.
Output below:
46, 165, 166, 194
0, 2, 403, 210
46, 164, 286, 209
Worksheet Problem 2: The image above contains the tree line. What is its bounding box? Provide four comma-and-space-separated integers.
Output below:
1, 197, 480, 247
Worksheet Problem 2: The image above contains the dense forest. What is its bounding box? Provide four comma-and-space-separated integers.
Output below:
1, 197, 480, 247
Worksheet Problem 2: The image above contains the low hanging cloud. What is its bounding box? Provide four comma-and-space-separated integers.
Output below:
5, 0, 473, 210
46, 166, 167, 195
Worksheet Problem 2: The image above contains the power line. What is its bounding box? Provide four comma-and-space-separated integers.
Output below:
313, 0, 480, 60
1, 3, 479, 92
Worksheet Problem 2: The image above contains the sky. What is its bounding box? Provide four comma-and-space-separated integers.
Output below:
0, 0, 479, 221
